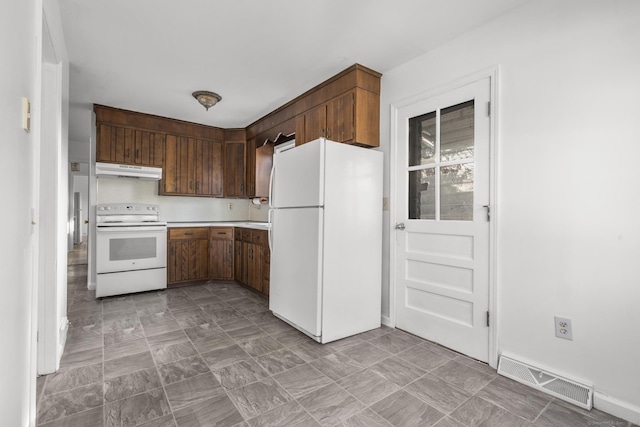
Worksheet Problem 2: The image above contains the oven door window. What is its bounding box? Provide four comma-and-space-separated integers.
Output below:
96, 227, 167, 274
110, 237, 157, 261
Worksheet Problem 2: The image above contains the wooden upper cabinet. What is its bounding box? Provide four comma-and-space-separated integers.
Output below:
251, 64, 381, 149
195, 139, 223, 196
245, 137, 256, 198
134, 130, 164, 167
296, 104, 327, 144
295, 89, 377, 147
96, 124, 164, 167
162, 135, 222, 197
223, 129, 247, 198
96, 124, 135, 164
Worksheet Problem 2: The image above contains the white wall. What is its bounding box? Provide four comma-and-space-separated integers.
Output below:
249, 201, 269, 222
380, 0, 640, 420
0, 0, 38, 424
73, 174, 89, 236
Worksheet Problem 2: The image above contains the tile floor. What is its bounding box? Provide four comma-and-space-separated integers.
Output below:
36, 246, 634, 426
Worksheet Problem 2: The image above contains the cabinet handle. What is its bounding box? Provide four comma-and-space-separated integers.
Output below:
326, 128, 331, 138
183, 232, 194, 236
196, 182, 200, 191
189, 181, 193, 190
240, 183, 244, 193
126, 148, 130, 158
136, 149, 140, 159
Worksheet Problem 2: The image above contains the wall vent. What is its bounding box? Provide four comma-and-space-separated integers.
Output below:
497, 354, 593, 410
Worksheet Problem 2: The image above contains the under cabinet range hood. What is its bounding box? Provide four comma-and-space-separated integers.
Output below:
95, 162, 162, 180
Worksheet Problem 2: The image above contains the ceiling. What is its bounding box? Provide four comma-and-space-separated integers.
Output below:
59, 0, 529, 151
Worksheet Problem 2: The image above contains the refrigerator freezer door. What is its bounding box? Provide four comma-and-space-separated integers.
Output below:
269, 207, 323, 338
271, 139, 325, 208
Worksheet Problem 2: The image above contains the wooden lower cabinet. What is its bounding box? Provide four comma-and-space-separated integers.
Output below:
210, 227, 233, 280
168, 226, 269, 296
233, 228, 243, 281
233, 227, 269, 296
167, 227, 209, 285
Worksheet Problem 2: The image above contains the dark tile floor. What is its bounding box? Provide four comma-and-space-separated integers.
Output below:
36, 246, 634, 426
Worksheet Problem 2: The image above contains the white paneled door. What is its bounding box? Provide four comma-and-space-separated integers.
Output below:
394, 77, 491, 362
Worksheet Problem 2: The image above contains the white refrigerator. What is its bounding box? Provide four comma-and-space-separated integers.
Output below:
268, 138, 383, 343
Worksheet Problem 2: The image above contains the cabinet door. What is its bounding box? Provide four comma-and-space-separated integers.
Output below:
224, 141, 246, 197
210, 239, 233, 280
210, 227, 233, 280
241, 241, 250, 285
245, 137, 256, 198
249, 244, 263, 292
326, 92, 354, 143
97, 124, 135, 163
96, 124, 114, 162
234, 237, 243, 282
262, 245, 270, 296
167, 228, 209, 284
190, 239, 210, 280
195, 139, 223, 196
295, 104, 327, 146
254, 140, 274, 198
162, 135, 196, 195
134, 130, 164, 167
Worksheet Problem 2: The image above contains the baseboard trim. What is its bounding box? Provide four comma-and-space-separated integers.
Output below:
88, 281, 96, 291
594, 391, 640, 425
381, 315, 392, 327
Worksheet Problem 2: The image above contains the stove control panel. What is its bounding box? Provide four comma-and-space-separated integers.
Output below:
97, 204, 160, 215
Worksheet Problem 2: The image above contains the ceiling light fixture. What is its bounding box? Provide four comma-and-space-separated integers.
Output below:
192, 91, 222, 111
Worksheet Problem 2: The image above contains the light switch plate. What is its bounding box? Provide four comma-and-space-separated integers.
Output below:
23, 97, 31, 133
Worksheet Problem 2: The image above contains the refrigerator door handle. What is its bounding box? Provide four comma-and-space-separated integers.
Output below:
268, 209, 273, 252
268, 155, 275, 208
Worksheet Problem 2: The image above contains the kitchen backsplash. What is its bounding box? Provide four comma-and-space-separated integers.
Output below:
97, 178, 250, 222
248, 201, 269, 222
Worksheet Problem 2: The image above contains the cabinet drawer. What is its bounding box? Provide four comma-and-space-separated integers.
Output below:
234, 228, 243, 240
169, 227, 209, 240
241, 228, 251, 242
210, 227, 233, 240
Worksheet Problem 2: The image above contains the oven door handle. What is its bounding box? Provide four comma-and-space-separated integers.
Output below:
97, 226, 168, 232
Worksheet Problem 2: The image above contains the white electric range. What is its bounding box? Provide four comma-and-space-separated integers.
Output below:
95, 203, 167, 298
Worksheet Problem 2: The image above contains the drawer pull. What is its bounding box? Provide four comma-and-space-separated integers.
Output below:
217, 232, 226, 235
183, 232, 195, 236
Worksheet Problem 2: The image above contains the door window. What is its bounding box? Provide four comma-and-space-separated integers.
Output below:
408, 100, 475, 221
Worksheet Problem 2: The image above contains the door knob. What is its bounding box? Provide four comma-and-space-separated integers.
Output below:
395, 223, 406, 230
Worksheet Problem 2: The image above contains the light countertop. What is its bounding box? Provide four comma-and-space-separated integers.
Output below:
166, 221, 270, 230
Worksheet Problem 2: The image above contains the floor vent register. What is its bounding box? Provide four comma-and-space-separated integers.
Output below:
497, 353, 593, 410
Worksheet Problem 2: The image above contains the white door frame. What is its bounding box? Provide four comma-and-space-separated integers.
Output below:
36, 0, 69, 377
388, 66, 500, 368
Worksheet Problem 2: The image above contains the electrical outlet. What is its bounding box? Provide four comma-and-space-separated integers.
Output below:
554, 316, 573, 340
227, 203, 234, 211
383, 197, 389, 211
